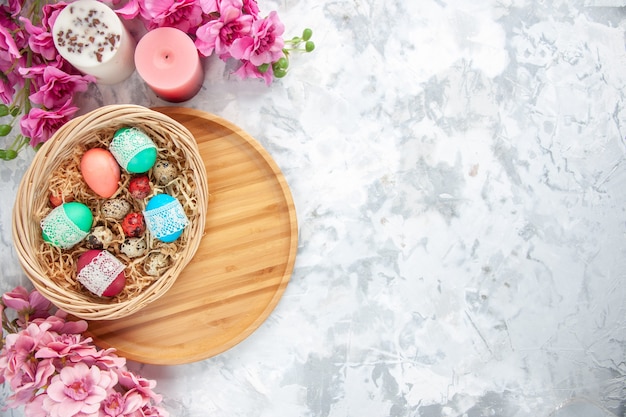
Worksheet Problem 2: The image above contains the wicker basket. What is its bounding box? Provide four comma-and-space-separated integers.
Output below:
12, 104, 208, 320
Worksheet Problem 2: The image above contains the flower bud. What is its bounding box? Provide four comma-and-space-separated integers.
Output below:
0, 124, 12, 136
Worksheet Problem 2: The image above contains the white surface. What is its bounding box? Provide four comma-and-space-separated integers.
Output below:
2, 0, 625, 416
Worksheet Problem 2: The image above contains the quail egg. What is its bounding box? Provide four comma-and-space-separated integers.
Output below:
120, 237, 147, 258
152, 159, 177, 186
143, 253, 170, 276
84, 225, 114, 249
101, 198, 131, 220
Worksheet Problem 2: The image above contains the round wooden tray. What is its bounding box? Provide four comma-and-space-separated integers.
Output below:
85, 107, 298, 365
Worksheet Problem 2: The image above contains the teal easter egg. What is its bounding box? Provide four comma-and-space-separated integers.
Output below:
41, 202, 93, 249
109, 127, 157, 173
143, 194, 189, 243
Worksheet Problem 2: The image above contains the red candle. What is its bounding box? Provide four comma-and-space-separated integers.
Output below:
134, 27, 204, 102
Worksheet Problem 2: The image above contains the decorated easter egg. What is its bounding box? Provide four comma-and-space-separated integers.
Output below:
80, 148, 121, 198
129, 174, 151, 199
122, 212, 145, 237
41, 202, 93, 249
109, 127, 157, 173
143, 193, 189, 243
76, 249, 126, 297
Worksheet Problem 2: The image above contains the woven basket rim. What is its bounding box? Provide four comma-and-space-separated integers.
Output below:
12, 104, 208, 320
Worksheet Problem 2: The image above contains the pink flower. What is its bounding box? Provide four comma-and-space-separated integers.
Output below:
20, 99, 78, 147
29, 66, 93, 109
8, 358, 55, 407
115, 0, 141, 19
43, 362, 117, 417
140, 0, 203, 33
2, 286, 52, 324
35, 332, 97, 362
0, 323, 57, 406
42, 2, 69, 30
229, 10, 284, 66
31, 310, 89, 335
0, 71, 21, 104
117, 369, 161, 403
194, 0, 253, 58
102, 390, 143, 416
0, 287, 167, 415
71, 346, 126, 370
0, 24, 21, 59
198, 0, 218, 14
0, 322, 55, 371
241, 0, 259, 18
7, 0, 21, 16
19, 16, 57, 60
233, 59, 274, 85
35, 328, 126, 370
140, 405, 170, 417
24, 393, 49, 417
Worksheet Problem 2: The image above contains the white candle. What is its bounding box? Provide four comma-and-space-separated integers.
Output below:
52, 0, 136, 84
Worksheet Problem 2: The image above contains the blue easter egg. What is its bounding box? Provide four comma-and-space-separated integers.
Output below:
144, 193, 188, 242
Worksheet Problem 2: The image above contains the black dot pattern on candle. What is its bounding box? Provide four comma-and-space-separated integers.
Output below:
55, 4, 121, 63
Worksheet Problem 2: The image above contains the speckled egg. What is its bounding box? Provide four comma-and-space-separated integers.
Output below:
109, 127, 158, 174
129, 174, 151, 199
80, 148, 121, 198
101, 198, 131, 220
143, 193, 189, 243
121, 212, 145, 237
120, 237, 147, 258
41, 202, 93, 249
76, 249, 126, 297
143, 252, 170, 276
85, 225, 114, 249
152, 159, 177, 185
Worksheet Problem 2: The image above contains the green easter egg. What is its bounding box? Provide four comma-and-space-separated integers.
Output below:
110, 127, 158, 174
127, 147, 158, 173
42, 202, 93, 248
64, 202, 93, 232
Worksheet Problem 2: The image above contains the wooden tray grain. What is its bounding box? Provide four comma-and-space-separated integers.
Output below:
85, 107, 298, 364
